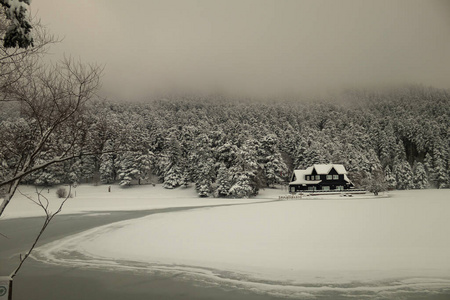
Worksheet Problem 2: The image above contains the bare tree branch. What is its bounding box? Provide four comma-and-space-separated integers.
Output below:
0, 149, 117, 217
10, 186, 71, 278
0, 56, 104, 217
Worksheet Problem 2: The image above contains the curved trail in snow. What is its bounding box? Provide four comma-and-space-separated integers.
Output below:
32, 197, 450, 300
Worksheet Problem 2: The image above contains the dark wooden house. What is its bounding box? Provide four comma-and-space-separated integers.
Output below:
289, 164, 354, 193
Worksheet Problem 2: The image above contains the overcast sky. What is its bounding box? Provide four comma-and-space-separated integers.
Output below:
31, 0, 450, 101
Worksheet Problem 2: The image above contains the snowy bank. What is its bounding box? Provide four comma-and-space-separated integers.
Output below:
1, 184, 281, 220
34, 189, 450, 298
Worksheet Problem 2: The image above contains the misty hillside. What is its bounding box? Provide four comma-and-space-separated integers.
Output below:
1, 85, 449, 197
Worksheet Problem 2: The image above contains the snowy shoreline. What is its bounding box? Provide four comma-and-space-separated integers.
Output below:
1, 184, 277, 220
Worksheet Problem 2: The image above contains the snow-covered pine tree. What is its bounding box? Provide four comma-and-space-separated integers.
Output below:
161, 133, 184, 189
293, 140, 307, 169
100, 154, 116, 184
65, 159, 83, 184
228, 138, 260, 198
229, 173, 253, 198
191, 134, 215, 197
179, 169, 191, 188
33, 163, 65, 186
431, 141, 449, 189
116, 151, 136, 186
393, 159, 413, 190
163, 163, 183, 189
214, 163, 231, 197
79, 154, 98, 184
1, 0, 34, 48
412, 162, 428, 189
424, 152, 433, 177
384, 166, 397, 190
196, 176, 212, 197
260, 134, 288, 187
215, 142, 238, 169
117, 150, 154, 187
376, 123, 397, 168
31, 150, 66, 186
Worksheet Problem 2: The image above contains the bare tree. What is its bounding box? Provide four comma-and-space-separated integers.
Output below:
9, 186, 71, 278
0, 9, 103, 218
0, 56, 103, 217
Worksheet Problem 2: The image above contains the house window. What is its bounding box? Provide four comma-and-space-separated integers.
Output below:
305, 175, 309, 180
333, 175, 339, 180
290, 186, 296, 192
323, 186, 330, 191
315, 175, 320, 180
308, 186, 315, 191
336, 186, 343, 191
326, 175, 332, 180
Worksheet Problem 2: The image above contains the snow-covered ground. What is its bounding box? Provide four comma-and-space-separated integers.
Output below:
1, 184, 278, 219
28, 187, 450, 299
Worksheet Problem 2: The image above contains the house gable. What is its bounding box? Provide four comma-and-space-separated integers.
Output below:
328, 167, 339, 176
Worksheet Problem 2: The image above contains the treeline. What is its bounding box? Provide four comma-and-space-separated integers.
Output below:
1, 85, 449, 197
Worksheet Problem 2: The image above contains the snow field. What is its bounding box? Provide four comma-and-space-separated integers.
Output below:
33, 189, 450, 297
1, 184, 278, 219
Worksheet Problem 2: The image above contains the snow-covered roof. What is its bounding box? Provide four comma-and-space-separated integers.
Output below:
343, 174, 352, 183
289, 164, 352, 185
312, 164, 347, 175
290, 170, 321, 185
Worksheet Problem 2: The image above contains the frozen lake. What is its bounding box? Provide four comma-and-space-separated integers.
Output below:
28, 188, 450, 299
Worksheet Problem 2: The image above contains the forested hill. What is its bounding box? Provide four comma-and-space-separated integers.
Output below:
1, 85, 449, 197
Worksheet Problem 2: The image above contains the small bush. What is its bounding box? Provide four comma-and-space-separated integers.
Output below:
56, 187, 67, 198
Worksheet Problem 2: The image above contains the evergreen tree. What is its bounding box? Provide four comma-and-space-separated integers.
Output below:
228, 138, 261, 197
190, 134, 215, 196
196, 175, 213, 197
1, 0, 34, 48
216, 142, 238, 169
31, 151, 66, 186
161, 134, 184, 189
432, 141, 449, 188
33, 162, 65, 186
117, 150, 154, 187
100, 149, 116, 184
393, 159, 413, 190
229, 173, 253, 198
215, 163, 231, 197
384, 166, 397, 190
293, 140, 307, 169
260, 134, 288, 187
412, 162, 428, 189
163, 163, 183, 189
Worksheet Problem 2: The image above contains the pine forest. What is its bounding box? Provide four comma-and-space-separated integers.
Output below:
1, 85, 449, 198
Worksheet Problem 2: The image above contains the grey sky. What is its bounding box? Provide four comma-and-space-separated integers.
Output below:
32, 0, 450, 100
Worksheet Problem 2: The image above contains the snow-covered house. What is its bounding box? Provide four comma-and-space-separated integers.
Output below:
289, 164, 354, 193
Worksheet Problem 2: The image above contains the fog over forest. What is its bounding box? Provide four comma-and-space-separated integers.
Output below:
2, 85, 448, 198
31, 0, 450, 101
